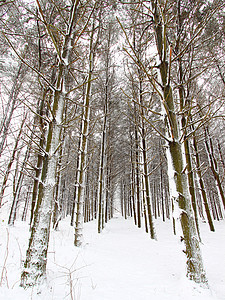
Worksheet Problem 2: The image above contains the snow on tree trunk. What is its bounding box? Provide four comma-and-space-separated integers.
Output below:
29, 91, 47, 227
168, 141, 206, 283
150, 0, 207, 284
21, 0, 80, 287
21, 90, 64, 287
73, 91, 90, 246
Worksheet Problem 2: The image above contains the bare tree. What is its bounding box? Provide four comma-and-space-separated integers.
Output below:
21, 0, 82, 286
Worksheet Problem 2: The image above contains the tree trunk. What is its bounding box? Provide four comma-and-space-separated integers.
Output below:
22, 186, 31, 222
204, 128, 225, 210
29, 90, 47, 227
70, 121, 82, 226
130, 132, 137, 225
0, 115, 26, 208
141, 113, 156, 238
8, 147, 30, 225
176, 0, 201, 241
150, 0, 206, 283
21, 0, 80, 286
192, 133, 215, 231
97, 101, 108, 233
74, 18, 96, 246
0, 57, 27, 158
134, 124, 141, 228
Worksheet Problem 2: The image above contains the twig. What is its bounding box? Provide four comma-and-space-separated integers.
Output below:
0, 228, 9, 288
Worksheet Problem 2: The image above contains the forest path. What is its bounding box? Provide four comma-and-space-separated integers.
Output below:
1, 216, 224, 300
82, 216, 180, 299
76, 216, 220, 300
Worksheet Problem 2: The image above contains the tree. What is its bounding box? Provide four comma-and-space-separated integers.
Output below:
119, 0, 209, 283
0, 0, 225, 292
74, 8, 100, 246
149, 0, 207, 283
21, 0, 82, 286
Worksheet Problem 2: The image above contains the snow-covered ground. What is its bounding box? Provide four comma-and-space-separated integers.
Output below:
0, 215, 224, 300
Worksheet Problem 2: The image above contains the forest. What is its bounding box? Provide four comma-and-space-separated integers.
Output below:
0, 0, 225, 299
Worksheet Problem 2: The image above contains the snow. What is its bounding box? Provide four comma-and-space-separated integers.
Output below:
0, 215, 225, 300
166, 146, 179, 200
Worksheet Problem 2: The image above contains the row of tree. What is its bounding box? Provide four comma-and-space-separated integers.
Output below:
0, 0, 225, 289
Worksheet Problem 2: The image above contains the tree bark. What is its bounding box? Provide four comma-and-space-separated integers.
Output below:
204, 127, 225, 210
74, 18, 96, 246
21, 0, 80, 286
192, 132, 215, 231
8, 142, 30, 225
0, 57, 27, 158
0, 115, 26, 208
150, 0, 206, 283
